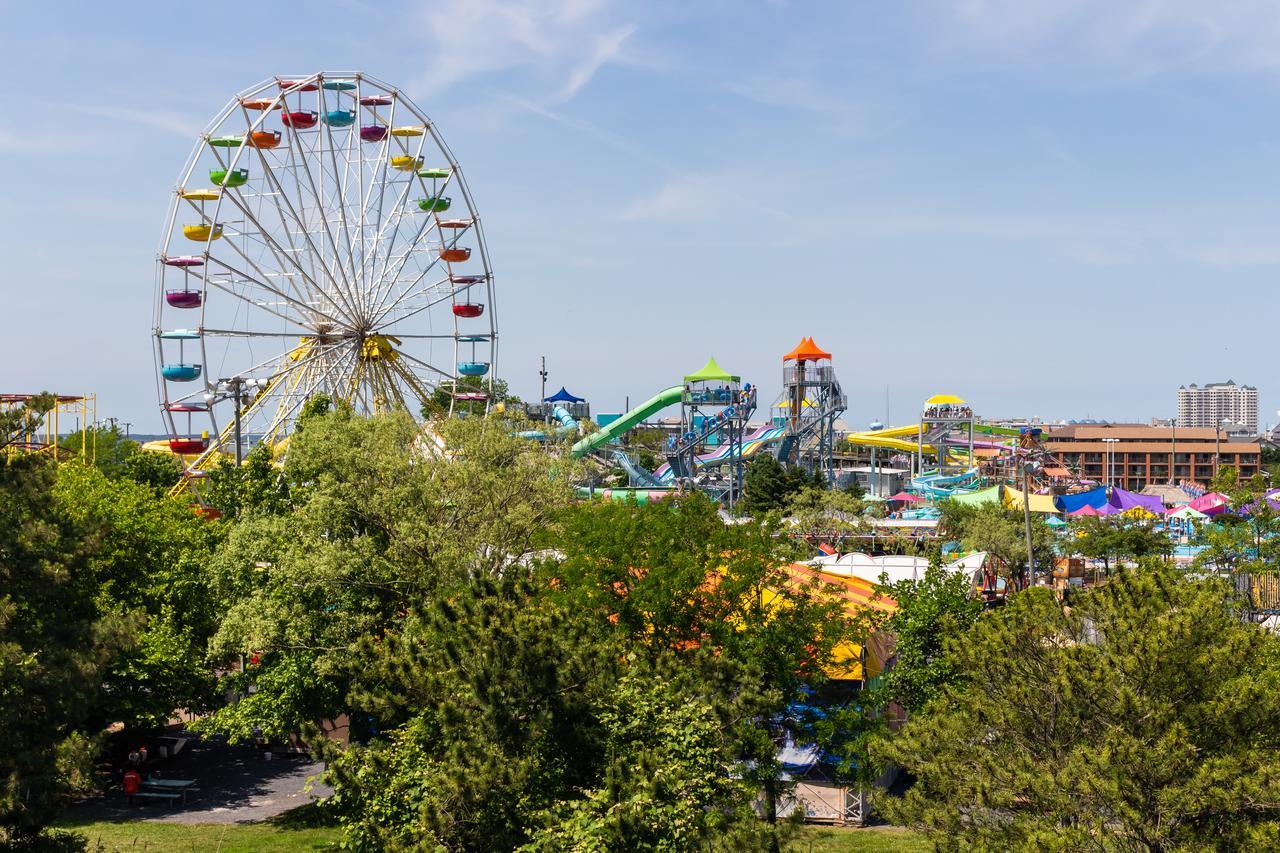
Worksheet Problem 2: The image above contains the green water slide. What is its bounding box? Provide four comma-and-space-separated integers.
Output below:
973, 424, 1022, 437
570, 385, 683, 458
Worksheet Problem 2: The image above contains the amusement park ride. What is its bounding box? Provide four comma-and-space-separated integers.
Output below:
566, 339, 848, 505
152, 72, 495, 486
142, 72, 1049, 512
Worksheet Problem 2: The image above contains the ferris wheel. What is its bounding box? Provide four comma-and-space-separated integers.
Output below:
153, 71, 496, 472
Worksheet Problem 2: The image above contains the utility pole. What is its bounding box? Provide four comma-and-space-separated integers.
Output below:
213, 377, 251, 465
122, 422, 132, 439
1023, 461, 1037, 587
539, 356, 548, 405
1215, 422, 1222, 481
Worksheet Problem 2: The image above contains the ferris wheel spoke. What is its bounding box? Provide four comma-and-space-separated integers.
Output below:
252, 344, 358, 445
393, 349, 456, 382
374, 280, 467, 331
201, 327, 318, 338
233, 337, 348, 387
204, 255, 343, 329
364, 126, 431, 298
298, 128, 365, 320
359, 97, 400, 286
241, 141, 344, 319
205, 192, 353, 325
367, 221, 467, 324
280, 124, 364, 323
365, 222, 438, 322
386, 358, 439, 407
333, 102, 371, 314
274, 137, 365, 322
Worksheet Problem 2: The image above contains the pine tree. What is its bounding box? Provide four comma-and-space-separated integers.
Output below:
874, 563, 1280, 848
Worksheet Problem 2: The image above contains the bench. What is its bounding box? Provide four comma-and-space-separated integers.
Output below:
129, 791, 182, 808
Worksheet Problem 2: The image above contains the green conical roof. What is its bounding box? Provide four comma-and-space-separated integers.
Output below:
683, 356, 738, 383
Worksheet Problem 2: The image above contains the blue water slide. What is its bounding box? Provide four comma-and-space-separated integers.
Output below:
611, 450, 666, 488
517, 406, 580, 441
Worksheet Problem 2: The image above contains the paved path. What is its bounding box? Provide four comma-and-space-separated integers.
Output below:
72, 732, 333, 825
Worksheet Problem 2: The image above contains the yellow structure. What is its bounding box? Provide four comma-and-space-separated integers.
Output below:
1, 393, 96, 463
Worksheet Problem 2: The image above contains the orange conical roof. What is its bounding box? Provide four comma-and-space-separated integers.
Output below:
782, 336, 832, 362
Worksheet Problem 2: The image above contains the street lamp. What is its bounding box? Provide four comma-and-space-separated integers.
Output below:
1023, 459, 1042, 587
868, 421, 884, 497
204, 376, 268, 465
1101, 438, 1120, 489
1215, 418, 1229, 480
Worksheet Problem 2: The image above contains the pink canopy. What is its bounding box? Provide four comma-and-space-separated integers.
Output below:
888, 492, 923, 503
1189, 492, 1230, 516
1069, 504, 1101, 517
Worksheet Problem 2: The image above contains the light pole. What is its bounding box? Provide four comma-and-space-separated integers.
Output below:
1023, 460, 1041, 586
1215, 418, 1227, 480
539, 356, 548, 413
205, 377, 267, 465
868, 421, 884, 497
1102, 438, 1120, 490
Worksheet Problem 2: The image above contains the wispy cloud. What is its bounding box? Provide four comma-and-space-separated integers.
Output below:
924, 0, 1280, 79
618, 167, 803, 224
53, 102, 200, 138
410, 0, 637, 102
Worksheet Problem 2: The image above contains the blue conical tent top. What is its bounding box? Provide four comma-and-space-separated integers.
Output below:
544, 386, 585, 403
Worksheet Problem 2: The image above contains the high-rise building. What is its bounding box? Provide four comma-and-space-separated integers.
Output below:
1177, 381, 1258, 434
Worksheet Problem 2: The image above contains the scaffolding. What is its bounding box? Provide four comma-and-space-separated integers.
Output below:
1, 393, 96, 463
916, 395, 974, 477
772, 337, 846, 485
666, 357, 755, 508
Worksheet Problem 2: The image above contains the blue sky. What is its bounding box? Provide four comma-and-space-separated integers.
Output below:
2, 1, 1279, 430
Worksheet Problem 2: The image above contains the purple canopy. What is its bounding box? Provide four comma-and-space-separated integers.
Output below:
1108, 488, 1165, 514
1094, 503, 1123, 516
1238, 489, 1280, 517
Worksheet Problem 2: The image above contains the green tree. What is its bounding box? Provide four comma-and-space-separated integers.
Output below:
195, 410, 582, 743
424, 376, 520, 418
53, 464, 223, 729
0, 399, 136, 846
739, 454, 819, 516
57, 424, 183, 492
202, 443, 289, 518
874, 559, 983, 716
874, 563, 1280, 849
522, 661, 767, 852
541, 495, 853, 841
322, 492, 852, 851
784, 485, 870, 551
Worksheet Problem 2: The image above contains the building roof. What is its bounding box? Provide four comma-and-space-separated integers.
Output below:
1049, 424, 1233, 441
1140, 484, 1194, 505
1045, 441, 1258, 454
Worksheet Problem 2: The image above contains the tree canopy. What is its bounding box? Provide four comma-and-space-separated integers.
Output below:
874, 563, 1280, 849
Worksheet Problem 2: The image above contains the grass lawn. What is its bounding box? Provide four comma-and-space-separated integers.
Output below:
57, 815, 926, 852
795, 825, 932, 852
57, 818, 338, 852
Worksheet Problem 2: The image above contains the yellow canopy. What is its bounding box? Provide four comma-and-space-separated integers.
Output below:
1002, 485, 1060, 514
925, 393, 966, 405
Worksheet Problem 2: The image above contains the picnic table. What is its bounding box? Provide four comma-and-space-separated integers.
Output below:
140, 777, 199, 805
